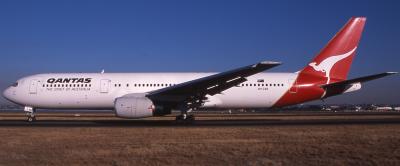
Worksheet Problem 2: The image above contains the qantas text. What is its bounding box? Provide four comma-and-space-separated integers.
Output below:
47, 78, 92, 84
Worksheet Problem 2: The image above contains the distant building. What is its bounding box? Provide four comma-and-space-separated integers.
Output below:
375, 107, 393, 111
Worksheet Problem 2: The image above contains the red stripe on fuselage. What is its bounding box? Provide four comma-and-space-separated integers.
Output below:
273, 73, 344, 107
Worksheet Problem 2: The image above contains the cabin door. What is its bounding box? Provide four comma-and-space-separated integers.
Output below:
288, 79, 297, 93
100, 79, 110, 93
29, 79, 38, 94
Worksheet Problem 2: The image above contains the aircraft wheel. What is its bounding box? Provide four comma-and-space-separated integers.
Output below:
27, 116, 36, 122
187, 115, 195, 121
175, 114, 195, 124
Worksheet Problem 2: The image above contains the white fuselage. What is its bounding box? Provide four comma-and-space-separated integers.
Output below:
3, 72, 298, 109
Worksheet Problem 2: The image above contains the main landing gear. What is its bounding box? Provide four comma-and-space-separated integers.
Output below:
175, 113, 195, 121
175, 109, 195, 124
24, 106, 36, 122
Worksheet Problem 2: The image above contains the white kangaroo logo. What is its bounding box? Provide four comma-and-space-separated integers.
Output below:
309, 47, 357, 84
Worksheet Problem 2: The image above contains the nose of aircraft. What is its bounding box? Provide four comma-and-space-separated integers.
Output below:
3, 87, 12, 101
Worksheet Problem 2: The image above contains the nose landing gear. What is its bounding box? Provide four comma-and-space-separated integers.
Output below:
27, 115, 36, 122
24, 106, 36, 122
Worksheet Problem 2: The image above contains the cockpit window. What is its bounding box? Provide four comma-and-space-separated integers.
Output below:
11, 82, 18, 87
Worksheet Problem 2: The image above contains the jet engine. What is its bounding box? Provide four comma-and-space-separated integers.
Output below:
114, 94, 170, 118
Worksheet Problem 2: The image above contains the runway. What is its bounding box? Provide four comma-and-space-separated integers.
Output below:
1, 112, 400, 165
0, 111, 400, 127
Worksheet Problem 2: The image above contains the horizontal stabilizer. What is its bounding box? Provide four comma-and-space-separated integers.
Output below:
320, 72, 398, 98
321, 72, 398, 89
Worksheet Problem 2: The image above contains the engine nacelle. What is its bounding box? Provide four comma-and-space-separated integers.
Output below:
114, 94, 170, 119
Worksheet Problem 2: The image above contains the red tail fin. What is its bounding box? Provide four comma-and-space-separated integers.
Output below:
274, 17, 367, 107
301, 17, 366, 84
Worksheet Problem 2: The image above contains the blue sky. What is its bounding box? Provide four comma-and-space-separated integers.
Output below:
0, 0, 399, 104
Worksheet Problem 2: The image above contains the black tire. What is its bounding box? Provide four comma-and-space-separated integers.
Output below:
175, 115, 195, 124
187, 115, 195, 121
175, 115, 183, 121
27, 117, 36, 122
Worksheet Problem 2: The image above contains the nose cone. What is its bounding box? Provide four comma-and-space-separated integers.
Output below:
3, 87, 12, 101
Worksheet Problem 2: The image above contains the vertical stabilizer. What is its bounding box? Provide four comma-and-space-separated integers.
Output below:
301, 17, 366, 84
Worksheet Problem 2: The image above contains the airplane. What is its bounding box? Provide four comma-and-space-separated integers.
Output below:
2, 17, 397, 122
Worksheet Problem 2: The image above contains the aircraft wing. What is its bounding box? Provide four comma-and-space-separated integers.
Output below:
146, 61, 281, 106
321, 72, 398, 98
